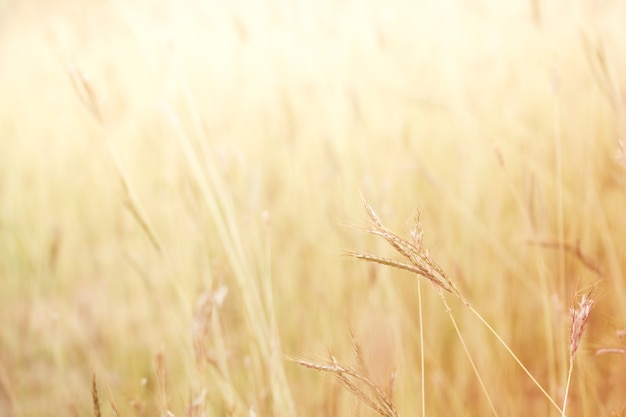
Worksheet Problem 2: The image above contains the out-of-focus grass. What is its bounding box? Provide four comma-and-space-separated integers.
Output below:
1, 0, 626, 416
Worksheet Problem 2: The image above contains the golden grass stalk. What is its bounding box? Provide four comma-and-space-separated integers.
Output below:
416, 280, 425, 417
64, 61, 103, 124
528, 239, 606, 281
166, 52, 295, 415
192, 284, 249, 414
562, 290, 595, 417
108, 391, 120, 417
92, 373, 101, 417
65, 61, 163, 256
346, 201, 564, 415
438, 293, 498, 417
155, 351, 170, 417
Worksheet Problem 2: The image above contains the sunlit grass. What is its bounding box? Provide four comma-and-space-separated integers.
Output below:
1, 0, 626, 416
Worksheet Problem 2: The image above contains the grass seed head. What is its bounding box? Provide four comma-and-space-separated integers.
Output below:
569, 290, 595, 363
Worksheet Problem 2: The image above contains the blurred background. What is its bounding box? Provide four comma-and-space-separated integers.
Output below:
1, 0, 626, 416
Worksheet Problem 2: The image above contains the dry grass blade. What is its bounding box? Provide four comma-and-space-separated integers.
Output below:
596, 348, 626, 355
580, 33, 620, 112
155, 351, 169, 415
92, 373, 101, 417
528, 239, 606, 280
64, 60, 103, 124
109, 392, 120, 417
65, 60, 163, 256
121, 183, 164, 256
350, 329, 369, 379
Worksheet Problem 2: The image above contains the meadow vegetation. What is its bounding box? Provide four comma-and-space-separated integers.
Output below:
1, 0, 626, 416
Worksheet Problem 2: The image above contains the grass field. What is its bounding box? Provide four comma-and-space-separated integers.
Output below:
1, 0, 626, 416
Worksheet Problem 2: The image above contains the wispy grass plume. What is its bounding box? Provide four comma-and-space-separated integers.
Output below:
345, 201, 564, 415
294, 333, 400, 417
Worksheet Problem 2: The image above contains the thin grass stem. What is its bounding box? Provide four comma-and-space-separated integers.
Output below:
467, 305, 564, 415
417, 280, 426, 417
440, 295, 498, 417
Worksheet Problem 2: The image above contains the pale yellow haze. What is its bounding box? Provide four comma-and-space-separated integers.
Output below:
1, 0, 625, 416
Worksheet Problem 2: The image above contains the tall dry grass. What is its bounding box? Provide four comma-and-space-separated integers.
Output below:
1, 0, 626, 416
